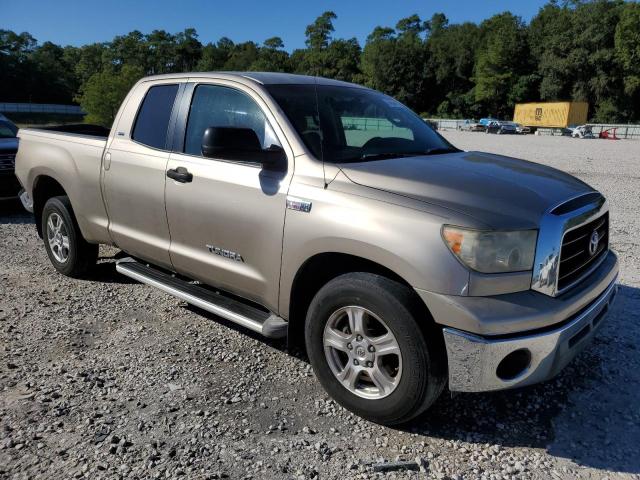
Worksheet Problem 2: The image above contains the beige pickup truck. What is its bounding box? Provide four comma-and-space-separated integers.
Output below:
15, 73, 618, 425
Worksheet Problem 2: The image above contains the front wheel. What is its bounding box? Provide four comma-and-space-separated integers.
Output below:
305, 273, 447, 425
42, 196, 98, 277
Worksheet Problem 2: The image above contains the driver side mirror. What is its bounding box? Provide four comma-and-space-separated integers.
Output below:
201, 126, 285, 168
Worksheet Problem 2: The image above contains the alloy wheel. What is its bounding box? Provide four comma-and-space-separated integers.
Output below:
323, 306, 402, 399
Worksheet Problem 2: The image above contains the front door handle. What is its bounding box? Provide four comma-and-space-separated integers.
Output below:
167, 167, 193, 183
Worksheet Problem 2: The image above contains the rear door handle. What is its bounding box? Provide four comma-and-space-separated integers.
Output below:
167, 166, 193, 183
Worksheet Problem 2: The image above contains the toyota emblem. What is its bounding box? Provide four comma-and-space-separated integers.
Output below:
588, 230, 600, 256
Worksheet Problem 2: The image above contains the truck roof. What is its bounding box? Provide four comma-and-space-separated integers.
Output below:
139, 71, 367, 88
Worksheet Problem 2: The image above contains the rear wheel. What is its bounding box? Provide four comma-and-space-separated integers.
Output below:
305, 273, 447, 425
42, 196, 98, 277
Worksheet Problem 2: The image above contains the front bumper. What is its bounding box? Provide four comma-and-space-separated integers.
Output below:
443, 276, 618, 392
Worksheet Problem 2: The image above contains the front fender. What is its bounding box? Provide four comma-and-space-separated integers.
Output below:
278, 181, 471, 316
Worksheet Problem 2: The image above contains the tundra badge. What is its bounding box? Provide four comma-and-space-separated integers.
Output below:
286, 196, 312, 213
206, 245, 244, 263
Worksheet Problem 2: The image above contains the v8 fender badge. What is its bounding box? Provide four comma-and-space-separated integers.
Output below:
286, 196, 312, 213
206, 245, 244, 263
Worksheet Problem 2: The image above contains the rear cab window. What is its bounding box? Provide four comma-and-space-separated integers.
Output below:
132, 84, 179, 150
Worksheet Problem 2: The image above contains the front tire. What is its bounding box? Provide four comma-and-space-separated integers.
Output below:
42, 196, 98, 277
305, 273, 447, 425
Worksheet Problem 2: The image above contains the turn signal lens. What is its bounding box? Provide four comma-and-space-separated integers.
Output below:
442, 229, 464, 255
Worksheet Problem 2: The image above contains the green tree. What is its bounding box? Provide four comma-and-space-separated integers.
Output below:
570, 1, 624, 121
293, 12, 361, 81
29, 41, 78, 103
0, 30, 37, 102
106, 30, 149, 69
146, 30, 177, 74
250, 37, 290, 72
197, 37, 234, 71
361, 15, 428, 110
529, 1, 627, 122
74, 43, 108, 84
305, 11, 337, 50
76, 64, 144, 127
174, 28, 202, 71
474, 13, 530, 118
223, 41, 260, 70
426, 15, 481, 117
528, 3, 574, 100
615, 2, 640, 119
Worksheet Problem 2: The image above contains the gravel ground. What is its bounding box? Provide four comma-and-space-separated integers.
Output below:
1, 132, 639, 480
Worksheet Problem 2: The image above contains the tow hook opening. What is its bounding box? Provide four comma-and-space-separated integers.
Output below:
496, 348, 532, 381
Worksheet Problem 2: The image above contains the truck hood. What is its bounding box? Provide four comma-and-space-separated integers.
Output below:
339, 151, 594, 229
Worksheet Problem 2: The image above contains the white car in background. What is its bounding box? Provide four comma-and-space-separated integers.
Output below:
571, 125, 595, 139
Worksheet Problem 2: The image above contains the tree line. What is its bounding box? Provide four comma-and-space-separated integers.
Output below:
1, 0, 639, 126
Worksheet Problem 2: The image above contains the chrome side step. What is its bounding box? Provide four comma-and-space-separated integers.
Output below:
115, 258, 287, 339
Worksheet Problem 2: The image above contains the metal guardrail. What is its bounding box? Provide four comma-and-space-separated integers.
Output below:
426, 119, 467, 130
0, 103, 86, 115
426, 119, 466, 130
586, 124, 640, 139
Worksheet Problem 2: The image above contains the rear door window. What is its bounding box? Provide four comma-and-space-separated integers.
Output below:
132, 84, 179, 149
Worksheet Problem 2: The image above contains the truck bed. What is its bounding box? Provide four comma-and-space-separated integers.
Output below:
17, 124, 110, 150
15, 124, 111, 243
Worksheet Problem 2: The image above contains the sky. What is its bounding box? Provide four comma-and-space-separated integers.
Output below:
3, 0, 549, 50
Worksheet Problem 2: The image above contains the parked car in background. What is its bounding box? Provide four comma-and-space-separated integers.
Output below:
485, 120, 517, 134
0, 117, 20, 199
478, 118, 499, 128
512, 122, 531, 134
458, 120, 484, 132
571, 125, 595, 139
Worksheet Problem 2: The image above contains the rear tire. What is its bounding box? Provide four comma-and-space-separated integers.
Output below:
305, 272, 447, 425
42, 196, 98, 277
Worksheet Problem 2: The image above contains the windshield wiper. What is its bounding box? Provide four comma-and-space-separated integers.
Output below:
421, 147, 460, 155
355, 148, 458, 162
357, 152, 417, 161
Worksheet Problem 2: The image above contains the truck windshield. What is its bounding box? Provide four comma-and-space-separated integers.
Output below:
265, 84, 457, 163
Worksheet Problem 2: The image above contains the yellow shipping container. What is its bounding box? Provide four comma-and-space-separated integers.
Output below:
513, 102, 589, 128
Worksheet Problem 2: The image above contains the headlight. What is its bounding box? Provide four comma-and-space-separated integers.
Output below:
442, 226, 537, 273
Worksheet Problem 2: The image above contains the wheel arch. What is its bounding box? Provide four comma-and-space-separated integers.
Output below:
32, 175, 68, 238
285, 252, 435, 352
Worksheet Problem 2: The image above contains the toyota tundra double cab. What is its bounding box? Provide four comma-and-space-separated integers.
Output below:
15, 73, 618, 425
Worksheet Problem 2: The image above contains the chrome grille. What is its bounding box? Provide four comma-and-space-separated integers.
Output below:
0, 153, 16, 171
558, 212, 609, 291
